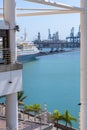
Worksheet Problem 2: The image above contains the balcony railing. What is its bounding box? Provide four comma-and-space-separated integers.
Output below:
0, 48, 16, 64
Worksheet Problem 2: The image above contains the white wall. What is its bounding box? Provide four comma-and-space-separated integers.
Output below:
0, 69, 22, 96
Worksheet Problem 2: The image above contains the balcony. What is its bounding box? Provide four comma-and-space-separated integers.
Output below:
0, 48, 22, 96
0, 48, 16, 64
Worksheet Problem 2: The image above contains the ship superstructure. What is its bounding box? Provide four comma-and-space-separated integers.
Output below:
17, 42, 39, 62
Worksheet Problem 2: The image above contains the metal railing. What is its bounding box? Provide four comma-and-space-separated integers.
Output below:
54, 123, 78, 130
0, 48, 16, 64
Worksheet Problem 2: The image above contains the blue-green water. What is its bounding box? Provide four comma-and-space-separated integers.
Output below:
23, 49, 80, 128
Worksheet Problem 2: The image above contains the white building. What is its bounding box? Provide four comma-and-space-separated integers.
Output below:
0, 0, 22, 130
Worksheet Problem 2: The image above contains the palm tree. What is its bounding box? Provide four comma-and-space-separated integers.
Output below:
17, 91, 27, 120
24, 105, 33, 112
24, 105, 32, 119
24, 105, 34, 115
18, 91, 27, 106
24, 104, 41, 120
33, 104, 41, 114
51, 110, 62, 130
32, 104, 41, 121
62, 110, 77, 127
0, 91, 27, 106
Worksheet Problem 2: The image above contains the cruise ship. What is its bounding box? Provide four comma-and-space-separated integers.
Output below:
17, 42, 39, 62
0, 41, 39, 63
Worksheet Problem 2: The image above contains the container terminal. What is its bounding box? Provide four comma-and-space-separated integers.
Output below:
34, 27, 80, 52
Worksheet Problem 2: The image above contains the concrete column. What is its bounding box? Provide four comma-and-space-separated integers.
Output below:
4, 0, 17, 63
80, 0, 87, 130
6, 93, 18, 130
3, 0, 18, 130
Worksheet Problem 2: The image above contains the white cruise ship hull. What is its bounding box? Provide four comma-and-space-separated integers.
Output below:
17, 52, 38, 62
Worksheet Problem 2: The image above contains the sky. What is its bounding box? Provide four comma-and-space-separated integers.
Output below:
0, 0, 80, 41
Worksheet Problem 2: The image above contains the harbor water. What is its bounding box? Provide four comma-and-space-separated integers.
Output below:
23, 49, 80, 128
